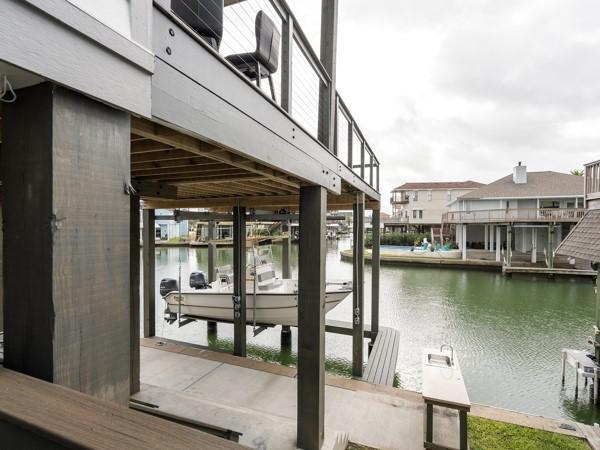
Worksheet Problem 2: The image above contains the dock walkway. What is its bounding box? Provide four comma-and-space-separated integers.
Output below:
138, 339, 461, 450
137, 338, 592, 449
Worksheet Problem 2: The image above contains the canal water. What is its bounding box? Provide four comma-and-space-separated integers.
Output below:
149, 238, 598, 425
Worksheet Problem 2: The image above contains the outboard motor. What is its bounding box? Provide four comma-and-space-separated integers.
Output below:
190, 271, 209, 289
160, 278, 179, 297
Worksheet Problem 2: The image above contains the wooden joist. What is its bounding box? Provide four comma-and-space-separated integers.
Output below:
362, 327, 400, 386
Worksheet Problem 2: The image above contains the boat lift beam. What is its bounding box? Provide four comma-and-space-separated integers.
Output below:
154, 211, 348, 222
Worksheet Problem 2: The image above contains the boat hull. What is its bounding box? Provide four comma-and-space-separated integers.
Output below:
164, 288, 350, 326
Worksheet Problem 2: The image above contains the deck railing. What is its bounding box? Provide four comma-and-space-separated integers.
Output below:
442, 208, 587, 224
585, 160, 600, 199
187, 0, 379, 191
384, 215, 409, 224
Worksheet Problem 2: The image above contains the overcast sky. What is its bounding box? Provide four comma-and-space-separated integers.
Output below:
287, 0, 600, 212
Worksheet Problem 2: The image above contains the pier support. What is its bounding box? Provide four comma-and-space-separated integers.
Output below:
297, 185, 327, 450
531, 228, 537, 264
281, 325, 292, 347
143, 209, 156, 338
547, 224, 555, 269
130, 194, 141, 394
233, 205, 247, 357
506, 225, 513, 267
370, 208, 381, 354
495, 226, 501, 262
461, 224, 467, 261
484, 225, 489, 251
207, 220, 217, 332
282, 221, 292, 279
2, 83, 131, 404
352, 193, 365, 378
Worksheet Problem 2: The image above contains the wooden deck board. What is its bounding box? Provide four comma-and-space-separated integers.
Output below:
363, 327, 399, 386
0, 368, 243, 449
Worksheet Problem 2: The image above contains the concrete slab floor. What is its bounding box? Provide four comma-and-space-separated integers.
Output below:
136, 346, 462, 450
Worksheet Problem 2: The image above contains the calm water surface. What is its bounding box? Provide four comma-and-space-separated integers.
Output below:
148, 238, 598, 424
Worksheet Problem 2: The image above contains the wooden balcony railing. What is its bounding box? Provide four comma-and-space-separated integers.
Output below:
384, 215, 409, 224
442, 208, 587, 224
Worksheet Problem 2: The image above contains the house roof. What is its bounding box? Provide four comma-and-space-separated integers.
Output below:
392, 181, 484, 191
555, 209, 600, 263
457, 171, 583, 200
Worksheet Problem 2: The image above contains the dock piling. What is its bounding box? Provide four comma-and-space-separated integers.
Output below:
233, 206, 247, 357
143, 209, 156, 338
352, 193, 365, 378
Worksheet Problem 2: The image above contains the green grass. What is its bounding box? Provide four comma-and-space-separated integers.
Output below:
468, 416, 590, 450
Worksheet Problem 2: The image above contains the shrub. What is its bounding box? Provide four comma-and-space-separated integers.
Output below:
365, 232, 430, 248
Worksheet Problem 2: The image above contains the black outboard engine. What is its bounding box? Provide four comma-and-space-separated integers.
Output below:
160, 278, 179, 297
190, 271, 209, 289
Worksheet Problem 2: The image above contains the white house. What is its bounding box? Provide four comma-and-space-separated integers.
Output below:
444, 163, 585, 264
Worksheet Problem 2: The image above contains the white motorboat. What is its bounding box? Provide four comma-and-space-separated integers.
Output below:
162, 262, 352, 327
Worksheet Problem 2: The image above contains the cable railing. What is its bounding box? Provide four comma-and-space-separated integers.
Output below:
164, 0, 379, 192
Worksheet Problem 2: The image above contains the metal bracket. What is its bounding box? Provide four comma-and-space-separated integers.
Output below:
232, 295, 241, 319
353, 307, 361, 325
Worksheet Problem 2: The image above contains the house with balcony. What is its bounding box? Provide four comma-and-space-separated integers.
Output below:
585, 159, 600, 210
444, 163, 585, 265
386, 181, 483, 235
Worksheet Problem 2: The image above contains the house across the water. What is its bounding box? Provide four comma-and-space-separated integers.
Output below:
386, 181, 483, 235
444, 163, 585, 264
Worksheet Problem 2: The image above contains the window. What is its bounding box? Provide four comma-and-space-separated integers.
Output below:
428, 190, 432, 201
419, 210, 423, 219
447, 190, 452, 201
413, 191, 419, 201
412, 210, 417, 219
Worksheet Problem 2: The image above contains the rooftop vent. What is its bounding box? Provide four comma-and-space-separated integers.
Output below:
513, 162, 527, 184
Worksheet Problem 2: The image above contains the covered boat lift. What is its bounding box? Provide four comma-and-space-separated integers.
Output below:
0, 0, 382, 448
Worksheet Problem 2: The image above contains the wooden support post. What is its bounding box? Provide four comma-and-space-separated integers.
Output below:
297, 185, 327, 450
352, 193, 365, 378
318, 0, 339, 151
2, 83, 131, 404
370, 209, 380, 347
507, 224, 513, 267
233, 205, 247, 357
207, 220, 217, 332
130, 195, 141, 394
496, 226, 501, 262
280, 13, 293, 113
0, 205, 3, 334
143, 209, 156, 338
547, 223, 555, 269
282, 221, 292, 279
461, 224, 467, 261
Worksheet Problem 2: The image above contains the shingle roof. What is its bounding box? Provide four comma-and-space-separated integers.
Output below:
392, 181, 484, 191
556, 209, 600, 263
458, 171, 583, 200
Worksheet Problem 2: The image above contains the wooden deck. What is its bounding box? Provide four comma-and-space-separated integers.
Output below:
503, 266, 597, 278
362, 327, 400, 386
0, 368, 243, 449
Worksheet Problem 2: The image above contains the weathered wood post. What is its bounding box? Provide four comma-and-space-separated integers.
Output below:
547, 223, 555, 269
233, 205, 247, 357
369, 208, 381, 354
297, 186, 327, 450
143, 208, 156, 337
281, 221, 292, 347
130, 194, 141, 394
506, 224, 513, 267
2, 83, 131, 404
353, 193, 365, 377
207, 220, 217, 333
495, 226, 501, 262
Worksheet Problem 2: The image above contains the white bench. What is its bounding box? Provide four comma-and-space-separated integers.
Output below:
422, 348, 471, 450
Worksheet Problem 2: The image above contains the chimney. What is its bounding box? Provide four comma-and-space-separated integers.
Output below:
513, 162, 527, 184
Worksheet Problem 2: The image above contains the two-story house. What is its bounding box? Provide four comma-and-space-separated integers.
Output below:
386, 181, 483, 234
444, 163, 585, 264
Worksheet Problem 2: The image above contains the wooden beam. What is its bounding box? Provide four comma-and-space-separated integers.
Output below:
131, 149, 199, 164
131, 118, 300, 189
142, 193, 379, 209
133, 165, 241, 178
131, 139, 174, 154
132, 180, 178, 199
318, 0, 339, 151
132, 157, 223, 171
161, 173, 263, 184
